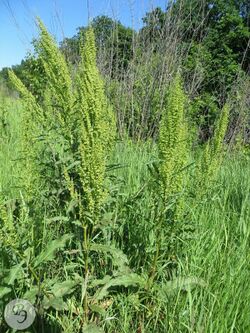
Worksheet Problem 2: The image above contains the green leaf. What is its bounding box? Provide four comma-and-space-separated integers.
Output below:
89, 304, 106, 316
82, 323, 104, 333
66, 160, 80, 170
0, 286, 12, 298
3, 261, 24, 285
42, 295, 67, 311
93, 273, 146, 301
46, 216, 69, 224
89, 275, 111, 288
89, 244, 129, 273
23, 286, 39, 303
71, 220, 82, 227
161, 276, 207, 295
66, 199, 78, 214
50, 280, 77, 298
105, 273, 146, 288
33, 234, 72, 268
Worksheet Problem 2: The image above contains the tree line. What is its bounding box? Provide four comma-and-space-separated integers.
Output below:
0, 0, 249, 141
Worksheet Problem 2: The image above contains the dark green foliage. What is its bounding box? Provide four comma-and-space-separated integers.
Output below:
0, 53, 46, 100
169, 0, 249, 138
60, 15, 134, 76
140, 7, 167, 45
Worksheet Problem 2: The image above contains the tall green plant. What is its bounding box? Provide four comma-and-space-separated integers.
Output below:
147, 73, 189, 284
158, 73, 188, 213
8, 71, 43, 201
197, 103, 229, 194
9, 20, 116, 225
34, 18, 73, 134
74, 27, 116, 222
4, 19, 121, 329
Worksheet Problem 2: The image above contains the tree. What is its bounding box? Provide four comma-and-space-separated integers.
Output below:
60, 15, 135, 77
140, 7, 167, 47
170, 0, 250, 138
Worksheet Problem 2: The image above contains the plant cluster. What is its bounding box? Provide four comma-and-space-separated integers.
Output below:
0, 12, 249, 333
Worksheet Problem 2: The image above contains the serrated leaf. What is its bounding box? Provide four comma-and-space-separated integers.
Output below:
71, 220, 82, 227
51, 280, 77, 298
42, 295, 67, 311
160, 276, 207, 295
89, 275, 111, 288
89, 244, 129, 273
33, 234, 72, 268
106, 273, 146, 288
93, 273, 146, 301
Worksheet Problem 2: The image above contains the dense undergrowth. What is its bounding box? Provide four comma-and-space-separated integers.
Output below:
0, 19, 249, 333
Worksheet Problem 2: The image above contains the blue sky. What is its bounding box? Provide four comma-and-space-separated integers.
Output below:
0, 0, 167, 69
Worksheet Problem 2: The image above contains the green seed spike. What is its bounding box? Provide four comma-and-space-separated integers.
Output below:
158, 73, 188, 216
75, 27, 116, 222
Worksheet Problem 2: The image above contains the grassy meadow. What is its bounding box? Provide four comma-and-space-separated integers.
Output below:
0, 91, 250, 332
0, 12, 249, 333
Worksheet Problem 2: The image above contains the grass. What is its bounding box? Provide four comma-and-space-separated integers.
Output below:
0, 95, 250, 332
105, 146, 250, 332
